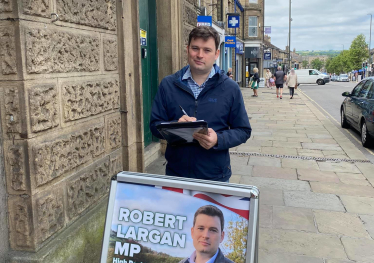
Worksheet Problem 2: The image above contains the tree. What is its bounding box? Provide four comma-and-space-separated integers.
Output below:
349, 34, 369, 70
311, 58, 324, 70
302, 60, 308, 68
223, 216, 248, 263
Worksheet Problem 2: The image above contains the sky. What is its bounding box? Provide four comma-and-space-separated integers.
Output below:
264, 0, 374, 51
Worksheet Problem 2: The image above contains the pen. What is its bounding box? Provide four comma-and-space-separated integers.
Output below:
179, 105, 189, 117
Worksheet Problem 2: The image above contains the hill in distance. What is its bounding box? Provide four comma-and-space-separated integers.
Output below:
296, 50, 342, 57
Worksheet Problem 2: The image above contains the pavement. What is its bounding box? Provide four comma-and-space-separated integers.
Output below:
146, 86, 374, 263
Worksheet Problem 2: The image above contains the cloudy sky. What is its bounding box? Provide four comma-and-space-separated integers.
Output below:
265, 0, 374, 51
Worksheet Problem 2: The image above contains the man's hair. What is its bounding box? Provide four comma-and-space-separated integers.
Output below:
188, 26, 220, 51
277, 66, 282, 70
253, 67, 258, 73
193, 205, 224, 232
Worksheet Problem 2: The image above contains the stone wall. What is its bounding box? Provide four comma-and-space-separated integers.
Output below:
0, 0, 143, 258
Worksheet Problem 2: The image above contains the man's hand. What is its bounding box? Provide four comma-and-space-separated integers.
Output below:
178, 115, 197, 122
193, 128, 218, 150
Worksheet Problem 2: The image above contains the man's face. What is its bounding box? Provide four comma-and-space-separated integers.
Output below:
191, 214, 224, 257
187, 37, 220, 74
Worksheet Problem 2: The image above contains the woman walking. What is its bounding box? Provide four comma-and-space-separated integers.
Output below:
286, 69, 298, 99
251, 68, 260, 97
265, 69, 271, 88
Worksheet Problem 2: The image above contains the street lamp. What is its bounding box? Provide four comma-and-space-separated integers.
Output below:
368, 14, 372, 64
288, 0, 291, 71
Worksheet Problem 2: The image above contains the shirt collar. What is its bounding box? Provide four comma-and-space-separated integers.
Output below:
188, 249, 220, 263
182, 66, 216, 82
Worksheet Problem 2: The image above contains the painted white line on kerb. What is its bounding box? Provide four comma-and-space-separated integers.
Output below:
298, 88, 374, 156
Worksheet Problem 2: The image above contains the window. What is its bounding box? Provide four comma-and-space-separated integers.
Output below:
249, 0, 258, 3
363, 81, 374, 99
309, 70, 318, 75
351, 81, 365, 97
248, 17, 258, 37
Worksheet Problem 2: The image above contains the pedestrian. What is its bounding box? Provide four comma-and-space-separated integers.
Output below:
286, 68, 298, 99
269, 74, 275, 89
265, 69, 271, 88
150, 26, 252, 182
355, 71, 358, 83
226, 67, 233, 78
275, 66, 287, 99
251, 67, 260, 97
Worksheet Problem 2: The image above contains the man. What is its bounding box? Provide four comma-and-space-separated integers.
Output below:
275, 66, 287, 99
150, 26, 251, 182
179, 205, 233, 263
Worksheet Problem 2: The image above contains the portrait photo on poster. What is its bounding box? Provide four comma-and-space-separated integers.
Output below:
105, 182, 250, 263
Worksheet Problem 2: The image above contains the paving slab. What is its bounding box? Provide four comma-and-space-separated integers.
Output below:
282, 158, 320, 170
287, 137, 313, 143
340, 195, 374, 215
338, 177, 371, 186
273, 141, 302, 149
272, 206, 317, 232
252, 166, 297, 180
242, 140, 273, 147
307, 134, 333, 139
297, 169, 340, 183
230, 164, 253, 176
258, 250, 323, 263
259, 188, 285, 206
259, 228, 348, 259
302, 143, 342, 151
310, 182, 374, 198
260, 205, 272, 228
312, 138, 338, 144
229, 175, 241, 184
248, 156, 281, 167
241, 176, 310, 191
297, 149, 325, 158
230, 155, 249, 166
236, 145, 261, 152
314, 210, 370, 238
336, 172, 368, 180
324, 260, 355, 263
359, 215, 374, 239
318, 162, 361, 173
253, 135, 288, 142
284, 191, 345, 211
261, 146, 298, 156
341, 237, 374, 262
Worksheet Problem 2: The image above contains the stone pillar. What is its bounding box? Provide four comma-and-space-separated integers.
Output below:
0, 0, 142, 260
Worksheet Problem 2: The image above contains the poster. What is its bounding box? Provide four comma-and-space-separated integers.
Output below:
105, 182, 250, 263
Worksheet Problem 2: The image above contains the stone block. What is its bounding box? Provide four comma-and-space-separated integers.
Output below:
123, 142, 144, 172
314, 210, 370, 238
0, 25, 17, 75
66, 157, 110, 221
273, 141, 302, 149
273, 206, 317, 232
297, 169, 340, 183
24, 26, 100, 74
0, 0, 13, 12
1, 84, 22, 135
284, 191, 345, 211
340, 195, 374, 215
231, 164, 253, 176
248, 156, 281, 167
259, 188, 285, 206
260, 205, 272, 228
61, 77, 119, 123
341, 237, 374, 262
311, 182, 374, 198
30, 121, 105, 188
183, 4, 197, 27
56, 0, 116, 30
318, 162, 361, 174
261, 146, 298, 156
22, 0, 50, 18
28, 83, 59, 132
297, 149, 324, 158
302, 143, 342, 151
4, 141, 28, 194
241, 177, 310, 191
103, 37, 118, 71
259, 228, 347, 259
359, 215, 374, 239
282, 158, 319, 170
106, 113, 121, 151
253, 166, 297, 180
109, 148, 122, 177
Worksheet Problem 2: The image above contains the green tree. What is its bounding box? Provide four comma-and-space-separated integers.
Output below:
349, 34, 369, 70
302, 60, 308, 68
311, 58, 324, 70
223, 216, 248, 263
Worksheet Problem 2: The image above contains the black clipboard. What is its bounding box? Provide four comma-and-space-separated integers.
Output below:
156, 121, 208, 146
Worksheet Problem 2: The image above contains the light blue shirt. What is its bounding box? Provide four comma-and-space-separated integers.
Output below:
182, 66, 216, 99
188, 249, 219, 263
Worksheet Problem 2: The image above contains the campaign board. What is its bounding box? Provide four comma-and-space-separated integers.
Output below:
101, 172, 259, 263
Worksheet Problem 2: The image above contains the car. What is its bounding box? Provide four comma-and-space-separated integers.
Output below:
341, 77, 374, 147
338, 74, 349, 82
295, 69, 330, 85
331, 75, 338, 81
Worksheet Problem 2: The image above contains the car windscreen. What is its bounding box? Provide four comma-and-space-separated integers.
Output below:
340, 74, 348, 77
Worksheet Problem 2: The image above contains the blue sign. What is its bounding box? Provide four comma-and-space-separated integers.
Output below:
141, 38, 147, 46
228, 15, 240, 28
225, 36, 236, 48
264, 52, 271, 60
236, 41, 244, 54
197, 16, 212, 26
265, 27, 271, 34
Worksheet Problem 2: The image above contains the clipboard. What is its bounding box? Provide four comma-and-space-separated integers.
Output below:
156, 121, 208, 146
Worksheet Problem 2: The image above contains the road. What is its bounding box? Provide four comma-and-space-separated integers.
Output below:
298, 80, 374, 163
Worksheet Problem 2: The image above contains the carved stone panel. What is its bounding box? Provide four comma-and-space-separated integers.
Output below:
103, 38, 118, 71
32, 123, 105, 187
25, 27, 100, 74
0, 26, 17, 75
22, 0, 50, 18
61, 78, 119, 122
109, 148, 122, 176
106, 114, 121, 150
8, 196, 34, 250
56, 0, 116, 31
0, 0, 12, 13
6, 144, 27, 192
35, 188, 65, 243
29, 84, 59, 132
4, 86, 21, 134
66, 158, 109, 220
183, 4, 197, 27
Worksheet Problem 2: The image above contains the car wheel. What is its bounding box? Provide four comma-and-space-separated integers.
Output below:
361, 121, 372, 147
341, 109, 349, 128
317, 79, 324, 85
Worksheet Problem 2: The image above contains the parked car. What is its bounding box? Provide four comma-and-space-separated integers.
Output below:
295, 69, 330, 85
338, 74, 349, 82
341, 77, 374, 147
331, 75, 338, 81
